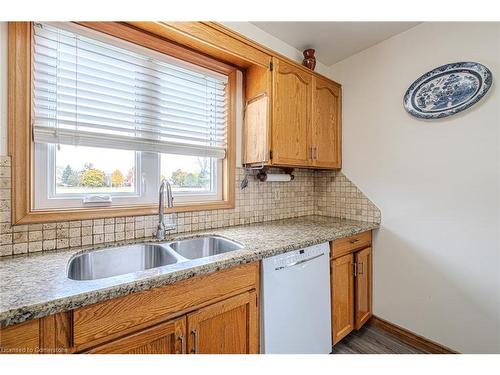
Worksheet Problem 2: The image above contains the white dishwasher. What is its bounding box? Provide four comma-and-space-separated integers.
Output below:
260, 242, 332, 354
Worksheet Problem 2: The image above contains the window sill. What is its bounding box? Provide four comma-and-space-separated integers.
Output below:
13, 200, 235, 225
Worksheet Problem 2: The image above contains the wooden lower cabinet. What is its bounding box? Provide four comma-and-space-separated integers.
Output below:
83, 291, 258, 355
355, 247, 372, 329
0, 312, 72, 354
331, 254, 355, 345
187, 291, 258, 354
0, 262, 260, 355
0, 319, 40, 354
330, 232, 373, 346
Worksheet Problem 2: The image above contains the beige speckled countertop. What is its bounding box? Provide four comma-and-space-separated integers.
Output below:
0, 215, 378, 327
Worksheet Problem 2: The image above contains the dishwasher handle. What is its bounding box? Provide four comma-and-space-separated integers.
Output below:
274, 253, 324, 271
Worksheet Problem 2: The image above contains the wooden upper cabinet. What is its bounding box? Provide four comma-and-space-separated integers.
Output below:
243, 93, 270, 165
86, 318, 186, 354
271, 58, 312, 167
312, 76, 342, 169
355, 247, 372, 329
186, 291, 258, 354
242, 57, 342, 169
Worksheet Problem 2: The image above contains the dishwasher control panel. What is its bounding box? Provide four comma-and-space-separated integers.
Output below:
262, 243, 330, 272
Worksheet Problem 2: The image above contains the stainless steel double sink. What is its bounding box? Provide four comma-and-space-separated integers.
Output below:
67, 236, 243, 281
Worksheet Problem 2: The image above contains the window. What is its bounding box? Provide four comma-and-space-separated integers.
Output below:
28, 22, 235, 213
160, 154, 221, 201
54, 146, 137, 196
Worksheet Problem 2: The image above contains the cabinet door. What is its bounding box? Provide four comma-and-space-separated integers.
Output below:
187, 291, 258, 354
312, 76, 341, 169
243, 94, 269, 165
272, 58, 312, 167
355, 247, 372, 329
86, 317, 186, 354
331, 254, 355, 345
0, 319, 40, 354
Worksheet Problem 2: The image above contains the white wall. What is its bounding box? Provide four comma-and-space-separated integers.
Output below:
329, 22, 500, 353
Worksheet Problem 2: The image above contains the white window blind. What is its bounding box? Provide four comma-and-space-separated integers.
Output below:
32, 22, 228, 159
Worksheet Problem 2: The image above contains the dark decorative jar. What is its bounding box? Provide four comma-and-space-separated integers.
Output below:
302, 49, 316, 70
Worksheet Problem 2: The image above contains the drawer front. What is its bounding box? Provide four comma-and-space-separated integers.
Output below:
331, 231, 372, 259
73, 262, 259, 349
84, 317, 186, 354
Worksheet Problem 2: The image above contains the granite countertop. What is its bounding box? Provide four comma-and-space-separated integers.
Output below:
0, 215, 378, 327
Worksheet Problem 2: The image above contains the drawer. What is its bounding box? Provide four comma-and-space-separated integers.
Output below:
72, 262, 259, 349
331, 231, 372, 259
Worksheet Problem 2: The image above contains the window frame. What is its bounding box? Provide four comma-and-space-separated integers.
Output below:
8, 21, 236, 224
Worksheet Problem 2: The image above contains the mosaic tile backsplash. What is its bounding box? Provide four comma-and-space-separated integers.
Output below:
0, 155, 380, 257
315, 170, 381, 223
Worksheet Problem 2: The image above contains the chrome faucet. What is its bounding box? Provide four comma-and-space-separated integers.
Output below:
156, 179, 176, 240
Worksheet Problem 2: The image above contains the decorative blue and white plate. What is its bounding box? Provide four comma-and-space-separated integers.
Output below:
403, 62, 492, 119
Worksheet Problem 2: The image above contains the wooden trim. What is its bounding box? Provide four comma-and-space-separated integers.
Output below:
76, 22, 236, 75
223, 69, 237, 208
8, 22, 236, 225
8, 22, 32, 225
39, 312, 73, 354
13, 201, 235, 225
39, 315, 56, 351
369, 316, 458, 354
129, 22, 272, 69
337, 85, 343, 169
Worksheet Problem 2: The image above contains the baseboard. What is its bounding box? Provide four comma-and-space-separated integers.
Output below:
369, 316, 458, 354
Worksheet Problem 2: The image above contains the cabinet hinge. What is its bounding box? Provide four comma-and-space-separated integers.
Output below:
269, 150, 273, 160
269, 62, 273, 71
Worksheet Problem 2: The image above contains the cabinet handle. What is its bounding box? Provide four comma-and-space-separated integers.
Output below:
309, 146, 314, 160
191, 330, 198, 354
358, 262, 364, 275
350, 239, 360, 244
353, 262, 357, 277
177, 335, 185, 354
313, 146, 317, 160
